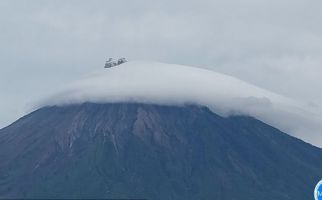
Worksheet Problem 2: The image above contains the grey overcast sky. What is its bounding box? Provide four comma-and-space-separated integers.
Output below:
1, 0, 322, 129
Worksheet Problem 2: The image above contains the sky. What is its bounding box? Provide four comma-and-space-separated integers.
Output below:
1, 0, 322, 143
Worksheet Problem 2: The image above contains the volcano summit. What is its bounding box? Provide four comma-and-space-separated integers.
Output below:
1, 61, 322, 199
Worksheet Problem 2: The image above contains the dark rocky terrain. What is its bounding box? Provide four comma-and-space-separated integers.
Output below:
0, 103, 322, 199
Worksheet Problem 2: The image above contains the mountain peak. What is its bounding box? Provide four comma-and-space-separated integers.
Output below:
1, 103, 321, 199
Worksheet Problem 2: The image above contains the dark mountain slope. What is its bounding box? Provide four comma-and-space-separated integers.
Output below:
0, 103, 322, 199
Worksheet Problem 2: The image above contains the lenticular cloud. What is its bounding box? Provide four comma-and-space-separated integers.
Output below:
38, 61, 322, 147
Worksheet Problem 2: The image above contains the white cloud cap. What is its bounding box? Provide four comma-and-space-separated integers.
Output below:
39, 61, 322, 147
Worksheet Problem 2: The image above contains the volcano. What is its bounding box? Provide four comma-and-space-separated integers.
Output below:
1, 103, 322, 199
